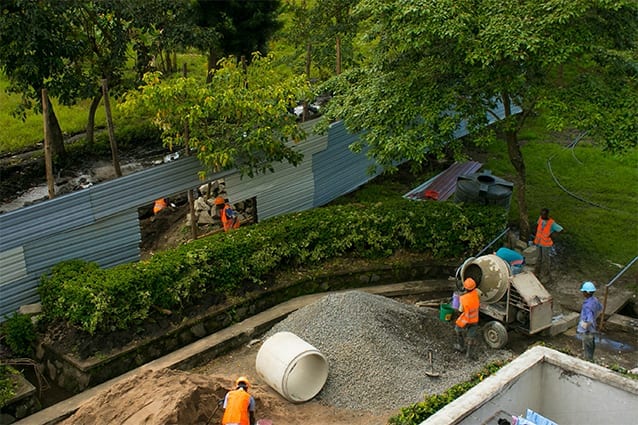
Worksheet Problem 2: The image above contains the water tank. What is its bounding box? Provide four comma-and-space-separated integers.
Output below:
454, 170, 514, 209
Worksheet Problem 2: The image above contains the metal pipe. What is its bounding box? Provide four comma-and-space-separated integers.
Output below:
598, 255, 638, 331
475, 227, 511, 258
605, 255, 638, 287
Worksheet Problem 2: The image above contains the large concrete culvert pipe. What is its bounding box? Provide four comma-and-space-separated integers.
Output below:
256, 331, 329, 403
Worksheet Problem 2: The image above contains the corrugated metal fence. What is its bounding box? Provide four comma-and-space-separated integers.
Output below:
0, 120, 382, 318
0, 103, 516, 319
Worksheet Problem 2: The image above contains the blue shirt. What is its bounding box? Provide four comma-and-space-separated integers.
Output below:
577, 296, 603, 334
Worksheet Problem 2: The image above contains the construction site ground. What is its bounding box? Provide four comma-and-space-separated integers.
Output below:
18, 276, 637, 425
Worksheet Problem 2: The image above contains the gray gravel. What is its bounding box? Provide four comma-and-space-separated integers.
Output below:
265, 290, 512, 412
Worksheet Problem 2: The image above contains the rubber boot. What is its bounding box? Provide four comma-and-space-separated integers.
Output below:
454, 334, 465, 352
465, 337, 476, 360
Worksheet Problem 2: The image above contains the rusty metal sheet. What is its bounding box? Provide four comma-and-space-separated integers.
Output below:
404, 161, 483, 201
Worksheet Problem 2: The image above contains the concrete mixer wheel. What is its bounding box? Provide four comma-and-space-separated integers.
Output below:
483, 321, 508, 349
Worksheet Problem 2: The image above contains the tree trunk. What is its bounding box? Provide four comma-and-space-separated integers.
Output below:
207, 48, 218, 83
86, 93, 102, 146
502, 93, 530, 241
335, 36, 342, 75
305, 42, 312, 79
42, 89, 55, 199
44, 95, 66, 159
101, 79, 122, 177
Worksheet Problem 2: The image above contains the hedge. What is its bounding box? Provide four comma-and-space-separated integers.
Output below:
39, 199, 506, 334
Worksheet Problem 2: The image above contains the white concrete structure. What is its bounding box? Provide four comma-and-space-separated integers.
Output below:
423, 346, 638, 425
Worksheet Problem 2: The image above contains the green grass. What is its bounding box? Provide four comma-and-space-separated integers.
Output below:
482, 126, 638, 284
0, 50, 209, 154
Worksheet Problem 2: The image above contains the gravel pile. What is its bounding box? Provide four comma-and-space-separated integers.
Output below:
265, 290, 512, 412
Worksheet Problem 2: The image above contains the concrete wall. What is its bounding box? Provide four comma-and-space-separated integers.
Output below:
423, 346, 638, 425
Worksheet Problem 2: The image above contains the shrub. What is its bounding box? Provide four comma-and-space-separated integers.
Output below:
39, 200, 506, 334
0, 365, 18, 408
1, 313, 37, 357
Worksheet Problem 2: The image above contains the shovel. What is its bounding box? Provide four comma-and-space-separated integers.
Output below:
426, 349, 440, 378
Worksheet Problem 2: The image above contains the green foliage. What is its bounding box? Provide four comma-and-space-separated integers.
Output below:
39, 201, 506, 334
0, 365, 18, 408
388, 360, 509, 425
119, 53, 312, 178
1, 313, 37, 357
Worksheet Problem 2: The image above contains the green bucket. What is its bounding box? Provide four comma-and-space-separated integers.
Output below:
439, 303, 454, 322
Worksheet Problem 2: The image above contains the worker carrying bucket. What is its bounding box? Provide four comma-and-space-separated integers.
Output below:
453, 278, 480, 359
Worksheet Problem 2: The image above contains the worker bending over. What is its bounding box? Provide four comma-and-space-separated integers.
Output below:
214, 196, 241, 232
454, 278, 480, 359
222, 376, 255, 425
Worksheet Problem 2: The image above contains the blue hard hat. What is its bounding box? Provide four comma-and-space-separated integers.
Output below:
580, 281, 596, 292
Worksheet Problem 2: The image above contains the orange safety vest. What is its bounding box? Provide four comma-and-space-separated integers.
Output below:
153, 198, 168, 215
221, 204, 241, 232
456, 289, 480, 328
222, 389, 252, 425
534, 217, 555, 247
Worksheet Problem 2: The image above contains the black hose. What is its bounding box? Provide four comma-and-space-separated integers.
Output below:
546, 130, 614, 210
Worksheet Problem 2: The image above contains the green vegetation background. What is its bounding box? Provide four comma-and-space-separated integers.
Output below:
1, 54, 636, 288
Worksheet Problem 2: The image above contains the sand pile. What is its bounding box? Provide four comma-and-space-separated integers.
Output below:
59, 369, 227, 425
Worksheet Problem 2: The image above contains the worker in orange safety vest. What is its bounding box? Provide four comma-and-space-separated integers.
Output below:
532, 208, 564, 284
454, 277, 480, 359
153, 198, 168, 215
214, 196, 241, 232
221, 376, 255, 425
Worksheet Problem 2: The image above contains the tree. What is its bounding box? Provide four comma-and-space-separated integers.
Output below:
119, 53, 312, 177
0, 0, 85, 158
317, 0, 638, 240
194, 0, 282, 82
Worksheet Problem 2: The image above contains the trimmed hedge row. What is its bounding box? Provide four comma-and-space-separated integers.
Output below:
39, 199, 506, 334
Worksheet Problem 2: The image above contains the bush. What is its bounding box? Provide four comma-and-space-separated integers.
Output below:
1, 313, 37, 357
0, 365, 18, 408
39, 200, 507, 334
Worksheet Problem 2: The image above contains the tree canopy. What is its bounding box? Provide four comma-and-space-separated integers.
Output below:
120, 53, 311, 178
317, 0, 638, 238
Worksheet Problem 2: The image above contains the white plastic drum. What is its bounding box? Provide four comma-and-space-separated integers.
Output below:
256, 331, 328, 403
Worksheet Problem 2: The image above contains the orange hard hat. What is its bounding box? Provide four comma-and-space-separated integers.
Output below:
214, 196, 225, 205
463, 278, 477, 291
235, 376, 250, 388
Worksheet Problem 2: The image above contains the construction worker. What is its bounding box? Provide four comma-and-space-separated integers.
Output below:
221, 376, 255, 425
454, 277, 480, 359
153, 198, 168, 215
532, 208, 564, 284
215, 196, 240, 232
577, 281, 603, 362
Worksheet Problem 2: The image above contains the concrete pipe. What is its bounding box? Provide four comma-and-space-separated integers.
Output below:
256, 331, 329, 403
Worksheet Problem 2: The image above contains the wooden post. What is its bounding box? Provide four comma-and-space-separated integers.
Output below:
598, 285, 609, 331
41, 89, 55, 199
101, 78, 122, 177
183, 64, 198, 240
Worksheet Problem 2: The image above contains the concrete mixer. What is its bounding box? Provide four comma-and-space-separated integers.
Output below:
456, 254, 553, 349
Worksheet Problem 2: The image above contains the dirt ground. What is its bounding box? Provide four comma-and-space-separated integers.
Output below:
57, 292, 637, 425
